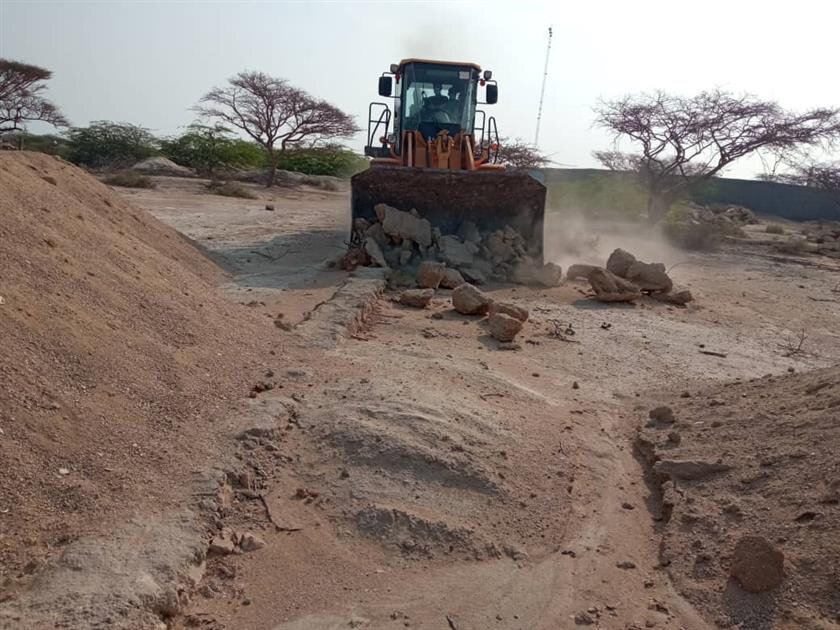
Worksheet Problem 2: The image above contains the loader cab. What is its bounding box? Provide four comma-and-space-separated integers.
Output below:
365, 58, 500, 166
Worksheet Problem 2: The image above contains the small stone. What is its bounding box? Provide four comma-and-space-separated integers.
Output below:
621, 502, 634, 510
574, 611, 595, 625
239, 532, 266, 552
488, 312, 523, 342
730, 535, 784, 592
572, 381, 580, 390
451, 283, 491, 315
58, 468, 70, 476
209, 532, 236, 556
650, 286, 693, 305
616, 560, 636, 569
265, 204, 275, 211
399, 288, 434, 308
667, 431, 681, 445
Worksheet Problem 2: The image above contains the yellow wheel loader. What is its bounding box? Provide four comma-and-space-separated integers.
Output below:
352, 59, 547, 264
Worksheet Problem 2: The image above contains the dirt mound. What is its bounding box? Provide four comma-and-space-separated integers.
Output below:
130, 155, 194, 177
0, 153, 269, 592
637, 368, 840, 628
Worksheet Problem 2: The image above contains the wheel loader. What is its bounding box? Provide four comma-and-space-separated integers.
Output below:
352, 58, 547, 263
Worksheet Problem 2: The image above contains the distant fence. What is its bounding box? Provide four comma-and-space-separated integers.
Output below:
539, 168, 840, 222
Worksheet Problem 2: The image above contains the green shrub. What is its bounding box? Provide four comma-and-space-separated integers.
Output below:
68, 121, 159, 168
102, 171, 156, 189
207, 182, 256, 199
275, 146, 367, 178
160, 124, 264, 177
765, 224, 784, 234
2, 132, 73, 159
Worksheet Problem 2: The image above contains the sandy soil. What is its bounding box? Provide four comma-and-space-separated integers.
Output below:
124, 175, 840, 629
5, 164, 839, 629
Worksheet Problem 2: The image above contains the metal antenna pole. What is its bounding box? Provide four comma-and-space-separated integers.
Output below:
534, 26, 553, 147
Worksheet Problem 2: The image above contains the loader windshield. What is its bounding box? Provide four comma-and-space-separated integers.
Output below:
401, 63, 477, 137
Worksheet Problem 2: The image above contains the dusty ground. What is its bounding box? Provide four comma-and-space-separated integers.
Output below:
4, 167, 839, 629
125, 176, 840, 629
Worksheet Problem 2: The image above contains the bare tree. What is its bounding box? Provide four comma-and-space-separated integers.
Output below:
593, 90, 840, 223
497, 137, 551, 169
778, 161, 840, 208
0, 59, 67, 134
197, 71, 359, 186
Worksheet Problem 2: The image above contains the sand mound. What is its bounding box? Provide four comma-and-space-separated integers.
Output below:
637, 368, 840, 628
0, 152, 268, 583
130, 155, 194, 177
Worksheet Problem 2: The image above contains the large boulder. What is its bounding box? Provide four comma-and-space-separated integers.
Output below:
625, 261, 673, 293
730, 535, 784, 592
451, 283, 491, 315
566, 264, 601, 281
488, 312, 523, 342
374, 203, 432, 248
587, 268, 642, 302
489, 301, 529, 322
416, 261, 446, 289
508, 261, 562, 287
130, 156, 194, 177
439, 267, 465, 289
606, 248, 637, 277
399, 288, 434, 308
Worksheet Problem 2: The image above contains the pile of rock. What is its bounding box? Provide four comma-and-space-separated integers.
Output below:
569, 248, 693, 305
401, 281, 529, 343
800, 220, 840, 258
339, 203, 561, 288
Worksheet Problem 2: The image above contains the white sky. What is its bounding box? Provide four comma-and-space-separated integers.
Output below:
2, 0, 839, 179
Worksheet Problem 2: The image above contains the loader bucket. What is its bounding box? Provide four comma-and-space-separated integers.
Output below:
351, 166, 547, 263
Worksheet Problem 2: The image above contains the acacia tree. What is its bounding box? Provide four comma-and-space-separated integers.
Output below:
196, 71, 359, 186
593, 90, 840, 223
0, 59, 67, 134
497, 137, 551, 169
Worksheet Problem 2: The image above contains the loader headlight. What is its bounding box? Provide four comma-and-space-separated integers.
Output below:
390, 64, 399, 74
483, 70, 492, 80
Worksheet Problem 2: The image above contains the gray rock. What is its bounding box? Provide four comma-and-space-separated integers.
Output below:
416, 261, 446, 289
364, 236, 388, 268
399, 288, 434, 308
484, 232, 516, 262
438, 235, 476, 267
374, 203, 432, 248
451, 283, 491, 315
365, 222, 387, 247
439, 267, 465, 289
606, 248, 637, 277
460, 267, 487, 285
459, 221, 482, 244
648, 406, 675, 425
730, 535, 784, 592
488, 312, 523, 342
654, 459, 732, 480
626, 260, 673, 293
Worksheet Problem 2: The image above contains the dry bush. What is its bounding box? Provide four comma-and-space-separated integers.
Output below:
765, 224, 785, 234
102, 171, 156, 189
775, 236, 811, 255
207, 181, 256, 199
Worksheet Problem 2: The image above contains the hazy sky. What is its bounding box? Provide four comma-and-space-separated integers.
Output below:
2, 0, 839, 179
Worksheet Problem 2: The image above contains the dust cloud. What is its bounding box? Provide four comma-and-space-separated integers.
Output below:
543, 206, 684, 271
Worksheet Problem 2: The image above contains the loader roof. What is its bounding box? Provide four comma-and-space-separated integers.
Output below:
399, 58, 481, 71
